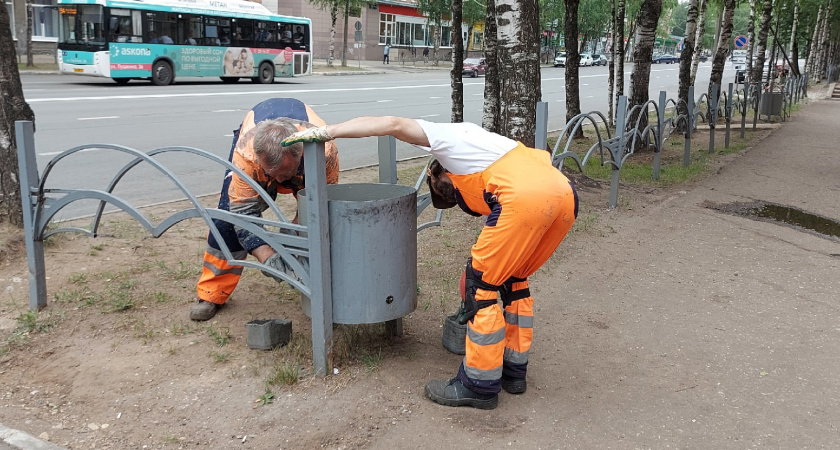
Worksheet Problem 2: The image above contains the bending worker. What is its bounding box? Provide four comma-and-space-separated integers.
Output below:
283, 117, 577, 410
190, 98, 339, 321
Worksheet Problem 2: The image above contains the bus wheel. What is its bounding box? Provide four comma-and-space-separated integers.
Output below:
152, 61, 174, 86
113, 78, 130, 85
253, 62, 275, 84
221, 77, 239, 83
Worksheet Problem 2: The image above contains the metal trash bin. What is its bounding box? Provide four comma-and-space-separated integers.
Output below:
759, 92, 784, 116
298, 183, 418, 324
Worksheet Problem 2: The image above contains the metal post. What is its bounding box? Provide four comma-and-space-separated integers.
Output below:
535, 101, 549, 150
377, 136, 397, 184
725, 83, 733, 148
740, 81, 748, 138
803, 73, 808, 97
684, 86, 694, 167
709, 83, 718, 154
377, 135, 403, 337
610, 96, 627, 208
652, 91, 665, 180
752, 82, 760, 130
15, 121, 47, 311
303, 141, 333, 376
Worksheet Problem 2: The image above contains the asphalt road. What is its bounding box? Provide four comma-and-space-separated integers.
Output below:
20, 61, 725, 219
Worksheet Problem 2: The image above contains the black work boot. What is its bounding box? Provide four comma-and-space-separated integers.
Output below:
190, 300, 219, 321
501, 376, 527, 394
425, 378, 498, 410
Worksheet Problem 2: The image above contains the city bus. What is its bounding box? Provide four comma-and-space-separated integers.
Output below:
56, 0, 312, 85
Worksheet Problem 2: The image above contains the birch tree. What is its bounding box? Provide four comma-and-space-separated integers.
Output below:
565, 0, 582, 136
679, 0, 699, 129
746, 0, 757, 78
482, 0, 501, 132
451, 0, 465, 122
495, 0, 541, 145
628, 0, 663, 128
788, 0, 800, 74
750, 0, 774, 83
709, 0, 736, 101
690, 0, 709, 84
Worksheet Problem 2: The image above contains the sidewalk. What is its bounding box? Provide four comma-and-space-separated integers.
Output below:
7, 64, 840, 447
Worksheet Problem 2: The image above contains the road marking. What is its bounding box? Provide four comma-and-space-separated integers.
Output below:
211, 109, 242, 112
39, 148, 103, 157
77, 116, 119, 121
473, 93, 483, 96
224, 134, 234, 137
417, 114, 439, 118
28, 83, 465, 103
430, 96, 442, 99
377, 99, 394, 103
585, 95, 594, 98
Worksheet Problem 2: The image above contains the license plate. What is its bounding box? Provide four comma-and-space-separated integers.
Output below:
74, 68, 83, 73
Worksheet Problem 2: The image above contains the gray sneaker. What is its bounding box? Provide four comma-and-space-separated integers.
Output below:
190, 300, 219, 321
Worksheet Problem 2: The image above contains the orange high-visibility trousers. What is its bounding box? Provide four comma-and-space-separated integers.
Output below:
451, 144, 578, 394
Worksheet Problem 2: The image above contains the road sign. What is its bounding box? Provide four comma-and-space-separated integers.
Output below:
734, 35, 748, 48
354, 30, 362, 42
354, 21, 362, 31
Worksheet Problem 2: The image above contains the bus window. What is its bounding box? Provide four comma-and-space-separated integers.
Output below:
292, 24, 308, 50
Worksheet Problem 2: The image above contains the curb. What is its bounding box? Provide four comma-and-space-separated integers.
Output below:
0, 424, 67, 450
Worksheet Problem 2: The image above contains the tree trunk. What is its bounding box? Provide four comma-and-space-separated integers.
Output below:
616, 0, 626, 115
690, 0, 708, 85
0, 4, 33, 226
451, 0, 464, 123
712, 7, 724, 57
341, 0, 349, 67
482, 0, 501, 133
328, 6, 338, 67
433, 19, 441, 67
25, 0, 33, 67
628, 0, 662, 130
817, 4, 831, 80
565, 0, 582, 138
806, 5, 821, 75
708, 0, 735, 104
750, 0, 773, 84
679, 0, 699, 131
496, 0, 541, 145
608, 0, 616, 127
788, 0, 799, 75
746, 0, 757, 78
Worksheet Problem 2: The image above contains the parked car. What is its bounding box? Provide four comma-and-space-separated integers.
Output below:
592, 54, 609, 66
579, 53, 594, 66
652, 54, 680, 64
462, 58, 486, 77
699, 54, 708, 62
554, 52, 567, 67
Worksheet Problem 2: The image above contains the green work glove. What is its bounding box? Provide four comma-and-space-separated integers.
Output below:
281, 126, 333, 146
262, 253, 291, 283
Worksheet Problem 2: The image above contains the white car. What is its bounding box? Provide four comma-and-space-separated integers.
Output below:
554, 52, 567, 67
579, 53, 594, 67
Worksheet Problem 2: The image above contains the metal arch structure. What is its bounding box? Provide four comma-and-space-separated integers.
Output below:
16, 121, 449, 376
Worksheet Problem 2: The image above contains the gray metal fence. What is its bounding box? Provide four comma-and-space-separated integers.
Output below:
538, 77, 809, 208
15, 121, 440, 376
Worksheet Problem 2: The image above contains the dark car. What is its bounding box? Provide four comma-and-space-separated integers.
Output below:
592, 53, 609, 66
463, 58, 486, 77
652, 54, 679, 64
699, 54, 708, 62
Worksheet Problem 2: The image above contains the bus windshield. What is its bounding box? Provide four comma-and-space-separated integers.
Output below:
59, 4, 107, 47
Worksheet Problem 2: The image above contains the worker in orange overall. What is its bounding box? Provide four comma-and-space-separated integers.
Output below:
282, 117, 577, 409
190, 98, 339, 321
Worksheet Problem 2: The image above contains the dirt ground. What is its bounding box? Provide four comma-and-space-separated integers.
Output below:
2, 104, 837, 449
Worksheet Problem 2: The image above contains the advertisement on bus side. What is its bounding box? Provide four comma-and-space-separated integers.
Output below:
108, 43, 299, 77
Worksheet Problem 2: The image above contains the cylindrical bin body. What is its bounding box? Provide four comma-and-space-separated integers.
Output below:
298, 183, 417, 324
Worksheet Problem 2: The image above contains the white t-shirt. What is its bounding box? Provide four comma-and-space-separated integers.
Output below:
415, 120, 518, 175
